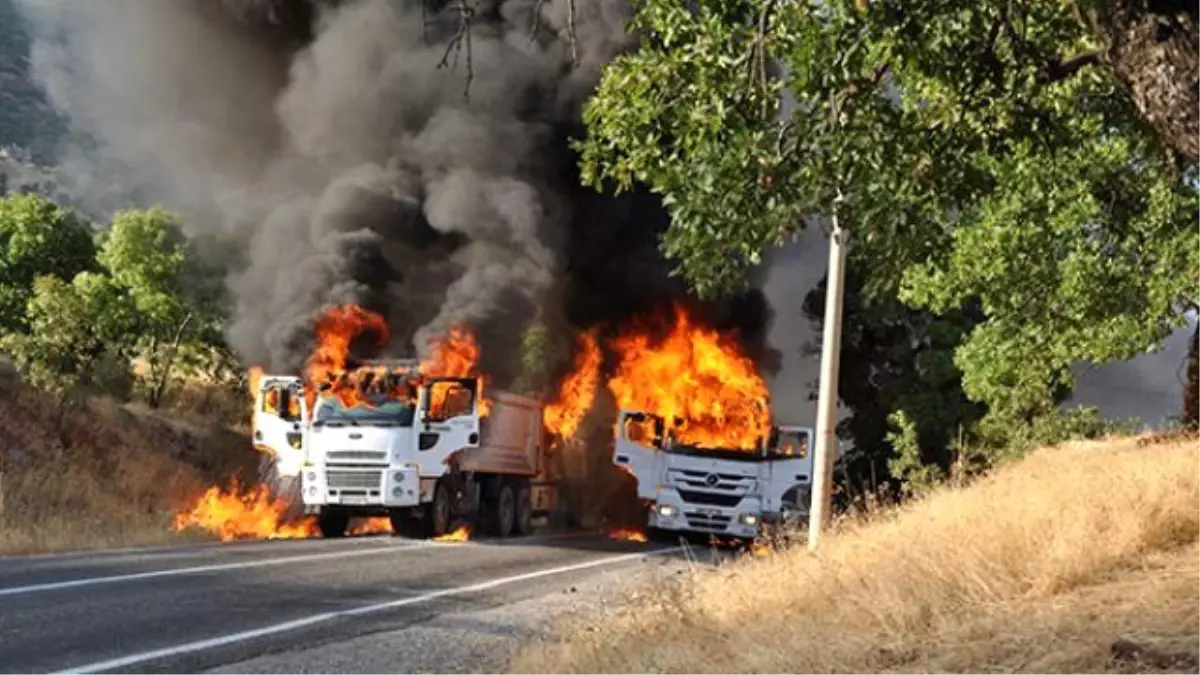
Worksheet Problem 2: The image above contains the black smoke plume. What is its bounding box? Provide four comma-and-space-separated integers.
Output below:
15, 0, 778, 388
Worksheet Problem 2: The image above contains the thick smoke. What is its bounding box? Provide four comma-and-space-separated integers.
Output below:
15, 0, 777, 385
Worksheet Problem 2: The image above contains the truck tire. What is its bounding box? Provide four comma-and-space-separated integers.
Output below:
488, 481, 516, 538
317, 509, 349, 539
425, 481, 452, 538
513, 479, 533, 537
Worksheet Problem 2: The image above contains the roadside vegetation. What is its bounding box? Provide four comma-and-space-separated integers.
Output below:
0, 368, 255, 554
516, 434, 1200, 674
0, 191, 250, 554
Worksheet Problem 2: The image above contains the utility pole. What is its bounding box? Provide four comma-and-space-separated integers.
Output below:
807, 194, 847, 552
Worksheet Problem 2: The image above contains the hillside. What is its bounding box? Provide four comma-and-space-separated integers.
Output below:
516, 435, 1200, 674
0, 369, 256, 554
0, 0, 63, 162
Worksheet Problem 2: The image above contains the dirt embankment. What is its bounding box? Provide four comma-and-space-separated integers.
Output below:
0, 373, 255, 555
516, 435, 1200, 674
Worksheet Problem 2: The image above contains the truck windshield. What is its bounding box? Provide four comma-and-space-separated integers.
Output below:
314, 399, 415, 427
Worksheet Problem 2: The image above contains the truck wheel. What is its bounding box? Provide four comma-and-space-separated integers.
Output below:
514, 479, 533, 536
425, 482, 452, 538
489, 481, 516, 538
317, 509, 349, 539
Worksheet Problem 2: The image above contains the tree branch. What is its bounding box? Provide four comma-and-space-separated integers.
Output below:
438, 0, 476, 100
566, 0, 578, 67
1039, 49, 1103, 83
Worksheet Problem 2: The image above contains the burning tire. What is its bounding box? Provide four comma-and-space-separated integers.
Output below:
514, 478, 533, 536
317, 509, 349, 538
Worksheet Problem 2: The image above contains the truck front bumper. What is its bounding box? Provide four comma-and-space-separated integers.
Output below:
646, 491, 762, 539
300, 465, 422, 509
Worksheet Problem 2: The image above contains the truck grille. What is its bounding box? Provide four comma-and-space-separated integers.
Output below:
677, 490, 742, 508
326, 469, 383, 490
684, 512, 733, 532
670, 469, 754, 493
326, 450, 388, 463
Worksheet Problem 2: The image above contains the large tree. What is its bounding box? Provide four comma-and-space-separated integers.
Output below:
576, 0, 1197, 464
97, 207, 226, 408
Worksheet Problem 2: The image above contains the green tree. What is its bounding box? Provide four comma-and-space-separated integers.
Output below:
0, 273, 132, 404
96, 207, 225, 408
576, 0, 1197, 470
0, 193, 96, 332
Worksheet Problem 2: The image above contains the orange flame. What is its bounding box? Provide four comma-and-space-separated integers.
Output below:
544, 329, 601, 440
420, 326, 490, 417
607, 528, 648, 543
300, 304, 488, 416
434, 524, 470, 542
348, 517, 393, 536
172, 481, 317, 541
606, 304, 770, 451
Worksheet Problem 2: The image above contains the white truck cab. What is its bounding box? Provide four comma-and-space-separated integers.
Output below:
254, 363, 556, 540
613, 410, 813, 540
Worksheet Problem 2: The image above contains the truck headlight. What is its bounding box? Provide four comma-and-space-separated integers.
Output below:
393, 471, 405, 482
656, 504, 678, 518
306, 472, 317, 482
738, 513, 759, 526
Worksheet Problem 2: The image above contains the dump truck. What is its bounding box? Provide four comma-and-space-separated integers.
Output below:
252, 361, 558, 539
613, 410, 813, 540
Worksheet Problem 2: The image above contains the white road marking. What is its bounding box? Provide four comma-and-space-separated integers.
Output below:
53, 548, 674, 674
0, 542, 432, 598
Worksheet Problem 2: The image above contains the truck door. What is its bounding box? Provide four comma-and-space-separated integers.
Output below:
418, 378, 482, 467
612, 411, 664, 500
763, 426, 815, 518
253, 375, 307, 478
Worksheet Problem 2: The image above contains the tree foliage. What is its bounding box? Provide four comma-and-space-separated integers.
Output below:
95, 207, 226, 407
1, 202, 230, 408
0, 273, 129, 401
0, 193, 96, 332
577, 0, 1198, 483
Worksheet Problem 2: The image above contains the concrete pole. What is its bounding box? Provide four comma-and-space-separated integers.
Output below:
807, 197, 848, 552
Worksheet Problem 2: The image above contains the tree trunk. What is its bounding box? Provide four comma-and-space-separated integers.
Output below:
1183, 324, 1198, 430
1080, 0, 1199, 164
149, 312, 194, 409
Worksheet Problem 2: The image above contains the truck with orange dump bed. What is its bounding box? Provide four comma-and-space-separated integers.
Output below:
253, 360, 559, 539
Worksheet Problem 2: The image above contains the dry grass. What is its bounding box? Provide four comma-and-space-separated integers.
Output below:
0, 380, 255, 555
516, 435, 1200, 674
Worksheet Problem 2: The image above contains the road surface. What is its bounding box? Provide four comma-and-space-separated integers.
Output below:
0, 533, 686, 674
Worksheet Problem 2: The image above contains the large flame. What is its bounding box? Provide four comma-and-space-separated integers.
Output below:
172, 481, 317, 541
301, 304, 488, 416
606, 304, 770, 451
420, 326, 490, 417
544, 329, 601, 440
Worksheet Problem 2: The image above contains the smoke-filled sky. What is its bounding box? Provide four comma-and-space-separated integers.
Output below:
18, 0, 765, 385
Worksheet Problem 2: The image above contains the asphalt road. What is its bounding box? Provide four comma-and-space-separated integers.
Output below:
0, 533, 685, 674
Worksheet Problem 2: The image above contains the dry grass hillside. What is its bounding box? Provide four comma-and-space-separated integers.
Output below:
516, 435, 1200, 674
0, 375, 255, 555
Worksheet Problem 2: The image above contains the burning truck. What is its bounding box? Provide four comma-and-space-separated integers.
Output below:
603, 306, 813, 542
252, 306, 560, 539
